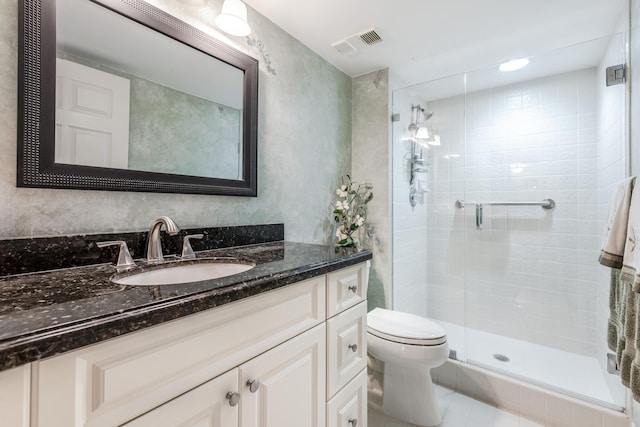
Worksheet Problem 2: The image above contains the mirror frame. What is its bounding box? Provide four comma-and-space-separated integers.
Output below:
18, 0, 259, 196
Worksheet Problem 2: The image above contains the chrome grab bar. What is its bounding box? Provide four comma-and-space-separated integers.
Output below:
455, 199, 555, 210
455, 198, 555, 230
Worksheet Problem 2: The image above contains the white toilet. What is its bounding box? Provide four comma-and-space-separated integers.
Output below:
367, 308, 449, 427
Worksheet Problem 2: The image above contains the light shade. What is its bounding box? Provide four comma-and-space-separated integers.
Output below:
215, 0, 251, 36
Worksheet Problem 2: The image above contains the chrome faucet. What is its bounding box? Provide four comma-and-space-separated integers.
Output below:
146, 216, 180, 262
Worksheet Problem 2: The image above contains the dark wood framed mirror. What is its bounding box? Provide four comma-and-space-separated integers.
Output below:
18, 0, 258, 196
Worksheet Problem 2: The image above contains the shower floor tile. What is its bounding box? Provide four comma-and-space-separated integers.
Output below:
368, 385, 543, 427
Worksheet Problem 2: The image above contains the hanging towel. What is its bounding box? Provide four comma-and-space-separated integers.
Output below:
621, 179, 640, 290
600, 177, 636, 373
608, 268, 627, 359
620, 280, 634, 386
599, 177, 636, 268
629, 293, 640, 401
623, 179, 640, 401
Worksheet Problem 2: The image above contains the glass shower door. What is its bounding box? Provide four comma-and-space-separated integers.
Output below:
462, 35, 627, 408
391, 73, 468, 359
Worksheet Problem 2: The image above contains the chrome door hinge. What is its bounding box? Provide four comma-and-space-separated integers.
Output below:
606, 64, 626, 86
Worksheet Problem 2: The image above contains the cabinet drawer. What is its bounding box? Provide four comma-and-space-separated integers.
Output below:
34, 276, 325, 427
327, 262, 369, 318
327, 369, 367, 427
123, 368, 239, 427
327, 301, 367, 398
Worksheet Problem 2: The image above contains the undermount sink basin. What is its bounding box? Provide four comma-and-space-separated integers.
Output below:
112, 259, 255, 286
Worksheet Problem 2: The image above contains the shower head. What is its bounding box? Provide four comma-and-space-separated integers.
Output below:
408, 104, 434, 139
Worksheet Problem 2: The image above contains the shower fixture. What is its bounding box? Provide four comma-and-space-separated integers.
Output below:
408, 104, 432, 139
405, 104, 434, 207
409, 104, 440, 147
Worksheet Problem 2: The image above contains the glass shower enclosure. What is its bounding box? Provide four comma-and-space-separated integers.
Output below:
391, 34, 628, 409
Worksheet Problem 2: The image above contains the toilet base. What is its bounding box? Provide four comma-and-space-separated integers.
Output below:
368, 362, 442, 427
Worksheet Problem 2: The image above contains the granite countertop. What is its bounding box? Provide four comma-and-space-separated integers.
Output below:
0, 241, 372, 372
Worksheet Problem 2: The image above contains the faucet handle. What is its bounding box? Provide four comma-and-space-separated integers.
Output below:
97, 241, 136, 269
181, 234, 204, 259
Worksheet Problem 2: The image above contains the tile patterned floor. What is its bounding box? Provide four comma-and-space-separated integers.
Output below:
368, 385, 544, 427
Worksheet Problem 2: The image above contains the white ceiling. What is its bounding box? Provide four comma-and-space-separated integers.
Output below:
243, 0, 627, 88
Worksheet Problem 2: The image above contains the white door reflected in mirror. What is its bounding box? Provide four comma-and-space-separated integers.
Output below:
55, 59, 130, 169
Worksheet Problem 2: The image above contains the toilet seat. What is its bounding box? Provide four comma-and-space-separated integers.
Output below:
367, 308, 447, 346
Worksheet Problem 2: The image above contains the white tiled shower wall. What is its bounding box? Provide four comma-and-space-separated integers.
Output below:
425, 67, 602, 357
391, 88, 429, 314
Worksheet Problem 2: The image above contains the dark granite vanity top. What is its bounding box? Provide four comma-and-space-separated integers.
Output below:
0, 241, 371, 372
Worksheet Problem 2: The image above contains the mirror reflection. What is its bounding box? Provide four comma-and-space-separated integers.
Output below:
55, 0, 244, 180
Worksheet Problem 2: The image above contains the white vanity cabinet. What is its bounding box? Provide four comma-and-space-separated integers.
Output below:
26, 261, 369, 427
123, 368, 240, 427
239, 324, 326, 426
0, 364, 30, 427
326, 263, 368, 427
125, 324, 326, 427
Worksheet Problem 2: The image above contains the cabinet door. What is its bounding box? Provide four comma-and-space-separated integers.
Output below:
0, 365, 30, 427
123, 369, 239, 427
239, 324, 326, 427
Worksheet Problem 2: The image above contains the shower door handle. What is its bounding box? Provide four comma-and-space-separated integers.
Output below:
475, 203, 483, 231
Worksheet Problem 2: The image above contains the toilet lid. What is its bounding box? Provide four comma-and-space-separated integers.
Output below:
367, 308, 447, 346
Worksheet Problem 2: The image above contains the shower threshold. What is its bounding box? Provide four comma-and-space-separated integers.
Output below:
438, 321, 625, 411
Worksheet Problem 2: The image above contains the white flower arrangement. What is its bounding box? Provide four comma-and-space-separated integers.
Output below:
332, 175, 373, 248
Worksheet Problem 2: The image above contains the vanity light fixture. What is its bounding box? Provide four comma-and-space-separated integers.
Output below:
499, 57, 529, 72
215, 0, 252, 36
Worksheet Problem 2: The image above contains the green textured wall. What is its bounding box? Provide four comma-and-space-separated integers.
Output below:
352, 69, 391, 311
128, 77, 241, 179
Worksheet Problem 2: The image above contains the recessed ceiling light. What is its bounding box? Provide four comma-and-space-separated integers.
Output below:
499, 58, 529, 72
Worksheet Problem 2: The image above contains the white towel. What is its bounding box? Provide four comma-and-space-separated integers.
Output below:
622, 180, 640, 290
600, 177, 636, 268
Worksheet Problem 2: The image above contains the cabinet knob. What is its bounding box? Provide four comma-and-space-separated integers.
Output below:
226, 392, 240, 406
348, 344, 358, 353
348, 285, 357, 293
348, 418, 358, 427
246, 379, 260, 393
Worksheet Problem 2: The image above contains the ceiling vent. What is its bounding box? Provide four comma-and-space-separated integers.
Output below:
359, 28, 382, 46
331, 27, 383, 55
